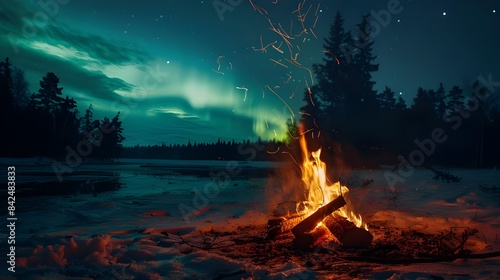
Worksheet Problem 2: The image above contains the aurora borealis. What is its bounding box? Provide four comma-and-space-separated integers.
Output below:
1, 0, 498, 146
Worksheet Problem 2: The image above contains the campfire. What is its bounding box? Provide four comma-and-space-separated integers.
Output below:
267, 133, 373, 249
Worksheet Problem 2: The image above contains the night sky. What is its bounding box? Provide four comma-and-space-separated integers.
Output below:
1, 0, 498, 146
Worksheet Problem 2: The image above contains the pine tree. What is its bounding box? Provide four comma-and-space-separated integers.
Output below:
353, 14, 379, 113
96, 112, 124, 160
0, 57, 14, 110
31, 72, 64, 113
429, 82, 446, 118
313, 11, 349, 117
395, 95, 407, 111
410, 88, 438, 140
0, 57, 14, 155
81, 104, 94, 133
378, 86, 397, 111
11, 67, 30, 108
55, 95, 79, 153
299, 87, 321, 132
446, 85, 465, 114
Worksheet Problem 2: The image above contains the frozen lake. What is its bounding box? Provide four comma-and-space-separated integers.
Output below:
1, 158, 500, 279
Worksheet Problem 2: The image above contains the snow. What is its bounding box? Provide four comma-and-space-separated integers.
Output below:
1, 158, 499, 279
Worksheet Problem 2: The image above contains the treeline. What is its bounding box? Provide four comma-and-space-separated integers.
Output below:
0, 57, 125, 160
295, 11, 500, 168
121, 138, 285, 161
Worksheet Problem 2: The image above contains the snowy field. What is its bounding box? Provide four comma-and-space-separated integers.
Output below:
1, 158, 500, 279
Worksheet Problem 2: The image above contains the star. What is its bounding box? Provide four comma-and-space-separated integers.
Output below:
442, 12, 447, 16
493, 9, 496, 13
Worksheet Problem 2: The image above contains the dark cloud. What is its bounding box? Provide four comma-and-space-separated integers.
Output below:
0, 39, 134, 102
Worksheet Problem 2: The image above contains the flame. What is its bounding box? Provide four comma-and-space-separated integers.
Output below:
299, 133, 368, 230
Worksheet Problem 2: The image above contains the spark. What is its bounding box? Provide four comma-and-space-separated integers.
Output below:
266, 17, 295, 61
315, 3, 320, 16
252, 36, 277, 53
317, 130, 321, 138
284, 73, 292, 84
266, 85, 295, 118
287, 129, 299, 140
229, 62, 233, 70
313, 118, 319, 128
267, 147, 280, 154
322, 50, 340, 64
289, 91, 295, 99
313, 15, 318, 28
248, 0, 268, 15
269, 58, 288, 68
212, 69, 224, 75
271, 42, 284, 53
299, 111, 311, 116
273, 130, 277, 137
309, 28, 317, 39
307, 86, 315, 106
300, 128, 314, 135
216, 55, 224, 70
297, 29, 308, 37
236, 86, 249, 101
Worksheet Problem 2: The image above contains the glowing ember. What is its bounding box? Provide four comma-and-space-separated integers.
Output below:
299, 132, 368, 230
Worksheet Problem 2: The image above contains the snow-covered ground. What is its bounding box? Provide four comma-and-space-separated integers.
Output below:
1, 158, 499, 279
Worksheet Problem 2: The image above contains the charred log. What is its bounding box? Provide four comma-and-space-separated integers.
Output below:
292, 224, 333, 250
291, 196, 346, 237
266, 214, 306, 239
323, 215, 372, 248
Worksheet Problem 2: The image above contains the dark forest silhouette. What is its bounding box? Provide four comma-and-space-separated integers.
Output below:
0, 58, 124, 160
1, 11, 499, 167
296, 11, 500, 168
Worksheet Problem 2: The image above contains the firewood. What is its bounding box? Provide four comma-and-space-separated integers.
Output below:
292, 224, 335, 250
291, 196, 346, 237
323, 215, 373, 248
266, 214, 307, 239
292, 224, 332, 250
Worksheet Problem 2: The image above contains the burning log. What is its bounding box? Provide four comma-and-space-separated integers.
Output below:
291, 196, 346, 237
323, 214, 373, 249
266, 201, 313, 239
266, 215, 307, 239
292, 224, 332, 250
